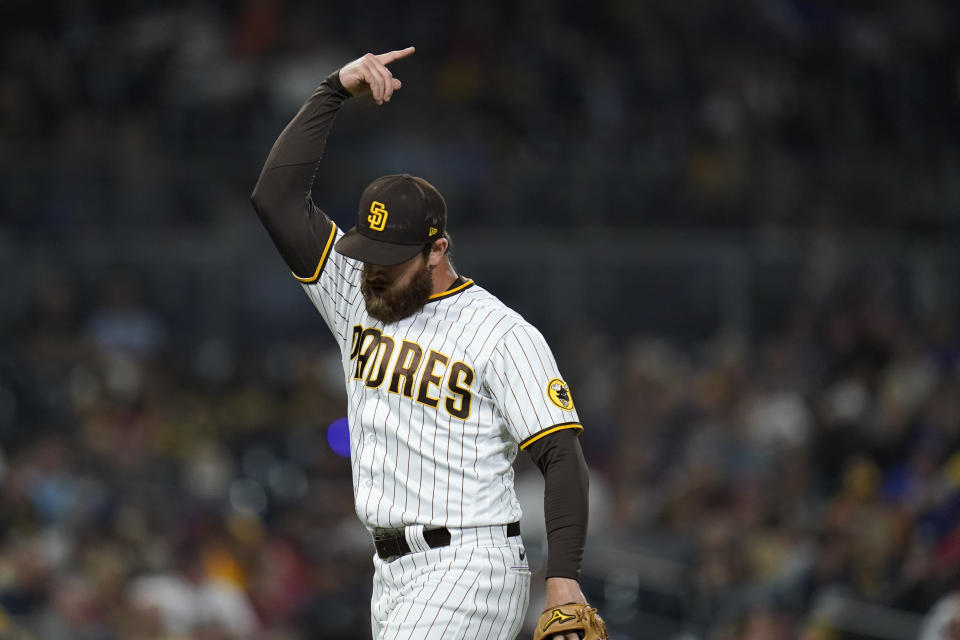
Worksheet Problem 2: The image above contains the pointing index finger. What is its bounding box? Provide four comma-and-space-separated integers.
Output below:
375, 46, 416, 66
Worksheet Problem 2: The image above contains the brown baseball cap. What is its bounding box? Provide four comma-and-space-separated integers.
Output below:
335, 174, 447, 266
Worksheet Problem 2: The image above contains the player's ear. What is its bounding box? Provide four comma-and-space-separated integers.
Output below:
427, 238, 448, 266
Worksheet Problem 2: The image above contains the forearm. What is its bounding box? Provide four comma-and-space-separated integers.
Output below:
526, 429, 589, 581
254, 71, 351, 174
250, 72, 351, 276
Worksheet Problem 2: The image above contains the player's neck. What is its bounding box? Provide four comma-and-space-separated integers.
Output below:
431, 258, 459, 296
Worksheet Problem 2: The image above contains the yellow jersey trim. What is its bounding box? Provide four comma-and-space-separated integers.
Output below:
292, 224, 338, 283
519, 422, 583, 450
428, 279, 474, 302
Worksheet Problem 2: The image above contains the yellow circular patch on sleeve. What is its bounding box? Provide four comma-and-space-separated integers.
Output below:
546, 378, 575, 411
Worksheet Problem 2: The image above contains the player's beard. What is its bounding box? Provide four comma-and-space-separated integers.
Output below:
361, 261, 433, 324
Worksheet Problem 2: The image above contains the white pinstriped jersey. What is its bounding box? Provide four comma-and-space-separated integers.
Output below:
299, 225, 582, 530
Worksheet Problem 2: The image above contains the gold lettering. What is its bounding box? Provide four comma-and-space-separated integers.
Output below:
353, 328, 381, 380
349, 325, 363, 360
365, 335, 395, 388
444, 361, 474, 420
416, 350, 448, 408
389, 341, 423, 398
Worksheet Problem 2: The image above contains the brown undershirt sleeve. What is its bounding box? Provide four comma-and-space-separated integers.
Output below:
524, 428, 589, 581
250, 71, 351, 279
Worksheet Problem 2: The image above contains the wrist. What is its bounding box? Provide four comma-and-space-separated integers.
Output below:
544, 577, 586, 609
323, 70, 353, 99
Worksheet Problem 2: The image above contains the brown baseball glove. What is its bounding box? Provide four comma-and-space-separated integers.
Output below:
533, 602, 608, 640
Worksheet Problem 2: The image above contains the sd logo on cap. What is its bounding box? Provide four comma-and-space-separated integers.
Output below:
336, 174, 447, 266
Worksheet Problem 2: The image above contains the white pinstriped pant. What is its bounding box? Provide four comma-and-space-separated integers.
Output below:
370, 524, 531, 640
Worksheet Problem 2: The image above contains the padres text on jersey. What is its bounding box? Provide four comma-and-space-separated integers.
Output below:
300, 226, 583, 530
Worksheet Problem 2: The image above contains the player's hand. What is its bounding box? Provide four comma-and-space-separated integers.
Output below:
544, 577, 587, 640
338, 46, 415, 105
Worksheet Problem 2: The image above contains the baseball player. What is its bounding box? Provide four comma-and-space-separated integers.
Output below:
251, 47, 606, 640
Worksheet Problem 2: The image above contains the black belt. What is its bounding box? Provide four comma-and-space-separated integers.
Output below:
374, 522, 521, 560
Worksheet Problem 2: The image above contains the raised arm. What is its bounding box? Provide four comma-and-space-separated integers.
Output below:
249, 47, 415, 279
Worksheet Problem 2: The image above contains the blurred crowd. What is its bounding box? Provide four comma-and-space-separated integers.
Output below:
582, 285, 960, 638
2, 0, 960, 233
4, 0, 960, 639
1, 270, 374, 639
2, 260, 960, 640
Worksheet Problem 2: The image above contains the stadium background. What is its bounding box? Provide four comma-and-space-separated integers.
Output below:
2, 1, 960, 638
